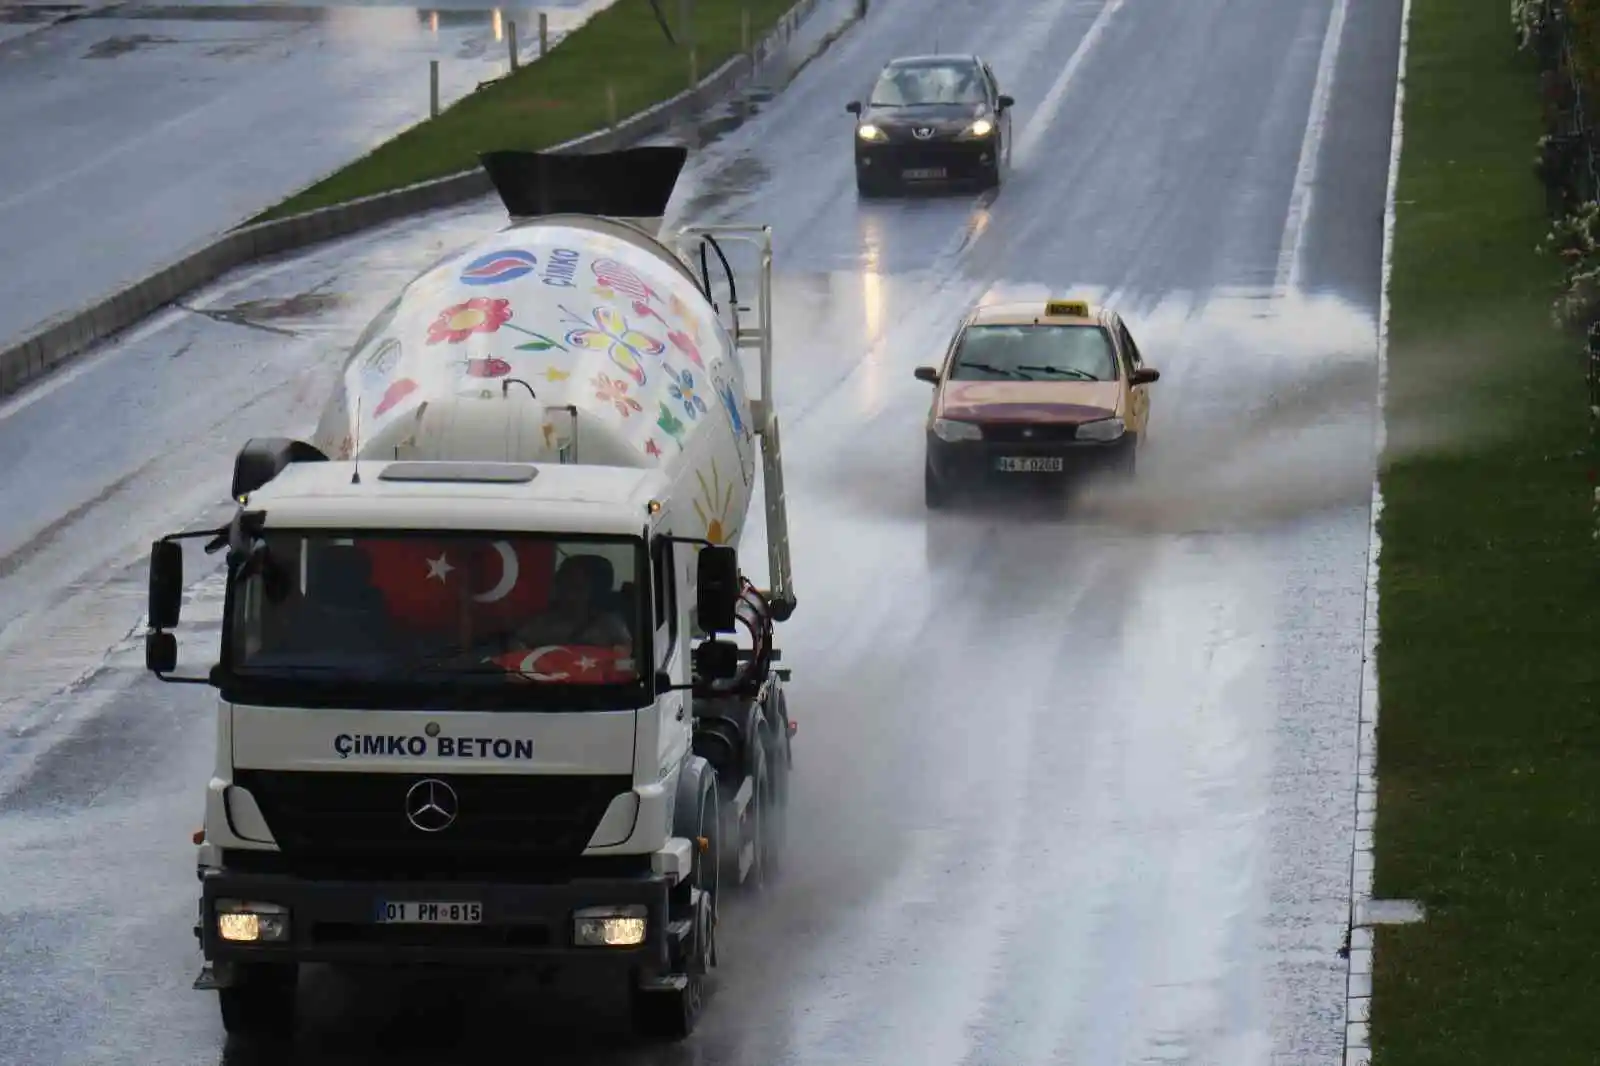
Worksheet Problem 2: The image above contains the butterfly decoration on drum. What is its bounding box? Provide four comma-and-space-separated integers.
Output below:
560, 304, 665, 387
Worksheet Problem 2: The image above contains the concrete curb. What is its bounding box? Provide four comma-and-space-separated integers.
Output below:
1343, 0, 1414, 1062
0, 0, 839, 402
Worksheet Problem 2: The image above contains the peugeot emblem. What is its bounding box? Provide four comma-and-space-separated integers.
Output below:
913, 126, 934, 139
405, 778, 458, 833
1022, 428, 1035, 438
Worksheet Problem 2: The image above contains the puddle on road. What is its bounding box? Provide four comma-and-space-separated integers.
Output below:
84, 32, 178, 57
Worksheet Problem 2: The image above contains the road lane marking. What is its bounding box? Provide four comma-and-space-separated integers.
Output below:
1274, 0, 1351, 296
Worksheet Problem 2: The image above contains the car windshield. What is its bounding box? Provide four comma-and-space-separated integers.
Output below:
948, 324, 1119, 382
869, 62, 986, 106
227, 532, 646, 693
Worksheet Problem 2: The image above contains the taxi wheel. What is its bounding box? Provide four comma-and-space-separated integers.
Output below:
924, 464, 950, 508
1117, 435, 1139, 477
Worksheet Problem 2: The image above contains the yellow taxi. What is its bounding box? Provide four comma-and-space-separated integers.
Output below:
913, 297, 1160, 507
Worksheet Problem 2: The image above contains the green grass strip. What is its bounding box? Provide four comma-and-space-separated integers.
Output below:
1371, 0, 1600, 1062
253, 0, 799, 223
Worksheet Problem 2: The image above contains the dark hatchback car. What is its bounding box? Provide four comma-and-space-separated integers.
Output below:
846, 54, 1014, 196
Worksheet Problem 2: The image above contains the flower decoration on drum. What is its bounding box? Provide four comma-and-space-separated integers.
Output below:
561, 304, 665, 387
427, 297, 513, 345
591, 373, 643, 418
666, 328, 703, 368
665, 365, 708, 420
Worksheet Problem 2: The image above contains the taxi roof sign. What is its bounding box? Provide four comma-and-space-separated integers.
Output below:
1044, 299, 1090, 318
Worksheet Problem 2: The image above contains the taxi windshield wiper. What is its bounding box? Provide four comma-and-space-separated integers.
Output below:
956, 361, 1031, 380
1016, 364, 1099, 381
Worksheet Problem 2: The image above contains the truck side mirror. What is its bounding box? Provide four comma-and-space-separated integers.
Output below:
998, 94, 1015, 110
149, 539, 184, 630
914, 366, 940, 385
696, 545, 739, 633
846, 100, 862, 116
146, 631, 178, 674
1129, 367, 1160, 385
695, 639, 740, 682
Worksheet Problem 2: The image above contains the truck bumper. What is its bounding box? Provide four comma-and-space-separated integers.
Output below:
197, 867, 676, 978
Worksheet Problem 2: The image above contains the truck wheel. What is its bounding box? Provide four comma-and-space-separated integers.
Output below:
1118, 434, 1139, 478
762, 721, 791, 880
217, 962, 297, 1039
745, 738, 772, 890
635, 776, 718, 1041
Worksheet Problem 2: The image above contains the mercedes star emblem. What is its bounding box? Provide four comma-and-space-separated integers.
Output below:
913, 127, 934, 139
405, 778, 459, 833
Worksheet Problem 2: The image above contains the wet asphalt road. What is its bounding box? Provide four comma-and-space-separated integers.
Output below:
0, 0, 614, 352
0, 0, 1401, 1061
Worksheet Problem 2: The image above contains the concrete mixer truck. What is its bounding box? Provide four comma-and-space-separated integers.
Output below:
140, 145, 798, 1043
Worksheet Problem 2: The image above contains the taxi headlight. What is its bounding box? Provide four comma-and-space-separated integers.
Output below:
857, 123, 887, 142
1076, 417, 1126, 443
932, 418, 982, 443
963, 119, 994, 138
215, 900, 289, 943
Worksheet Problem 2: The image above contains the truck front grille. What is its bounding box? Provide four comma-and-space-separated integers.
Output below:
234, 770, 629, 867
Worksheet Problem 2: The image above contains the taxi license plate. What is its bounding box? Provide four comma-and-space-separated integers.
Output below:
996, 457, 1065, 473
376, 901, 483, 924
903, 167, 946, 180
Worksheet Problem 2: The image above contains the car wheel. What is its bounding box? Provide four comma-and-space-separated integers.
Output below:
1117, 435, 1139, 478
856, 170, 884, 198
924, 464, 950, 509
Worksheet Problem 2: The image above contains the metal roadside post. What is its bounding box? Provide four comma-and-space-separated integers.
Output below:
429, 59, 440, 117
1589, 322, 1599, 544
539, 11, 548, 55
857, 0, 867, 18
508, 20, 519, 70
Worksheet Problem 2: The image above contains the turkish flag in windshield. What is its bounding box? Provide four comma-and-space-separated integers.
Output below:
358, 538, 557, 634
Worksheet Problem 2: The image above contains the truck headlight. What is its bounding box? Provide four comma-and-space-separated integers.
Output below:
1076, 417, 1126, 442
573, 904, 647, 947
931, 418, 982, 442
215, 900, 290, 943
857, 123, 887, 142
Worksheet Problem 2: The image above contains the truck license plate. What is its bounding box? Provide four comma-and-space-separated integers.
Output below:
903, 167, 946, 180
996, 456, 1065, 473
376, 901, 484, 924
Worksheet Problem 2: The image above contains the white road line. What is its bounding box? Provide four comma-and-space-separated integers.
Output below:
1345, 0, 1411, 1057
1274, 0, 1351, 296
1013, 0, 1130, 166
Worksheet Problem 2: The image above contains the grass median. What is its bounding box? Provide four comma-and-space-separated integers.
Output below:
1369, 0, 1600, 1063
253, 0, 799, 223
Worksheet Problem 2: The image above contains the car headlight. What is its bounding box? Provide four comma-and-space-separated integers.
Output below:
1076, 417, 1126, 442
964, 119, 994, 137
857, 123, 886, 142
931, 418, 982, 442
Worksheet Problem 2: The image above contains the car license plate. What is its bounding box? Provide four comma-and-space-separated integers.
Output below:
903, 167, 946, 180
376, 901, 484, 924
996, 456, 1065, 473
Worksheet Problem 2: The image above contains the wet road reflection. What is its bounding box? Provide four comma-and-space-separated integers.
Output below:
0, 0, 1405, 1062
0, 0, 615, 352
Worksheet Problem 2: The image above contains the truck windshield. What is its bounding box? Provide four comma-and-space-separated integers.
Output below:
227, 532, 647, 690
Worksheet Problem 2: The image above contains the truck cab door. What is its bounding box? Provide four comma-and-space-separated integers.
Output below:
651, 536, 692, 772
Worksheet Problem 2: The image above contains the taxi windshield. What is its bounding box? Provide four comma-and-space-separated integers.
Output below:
869, 62, 986, 106
948, 323, 1119, 383
226, 532, 647, 697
